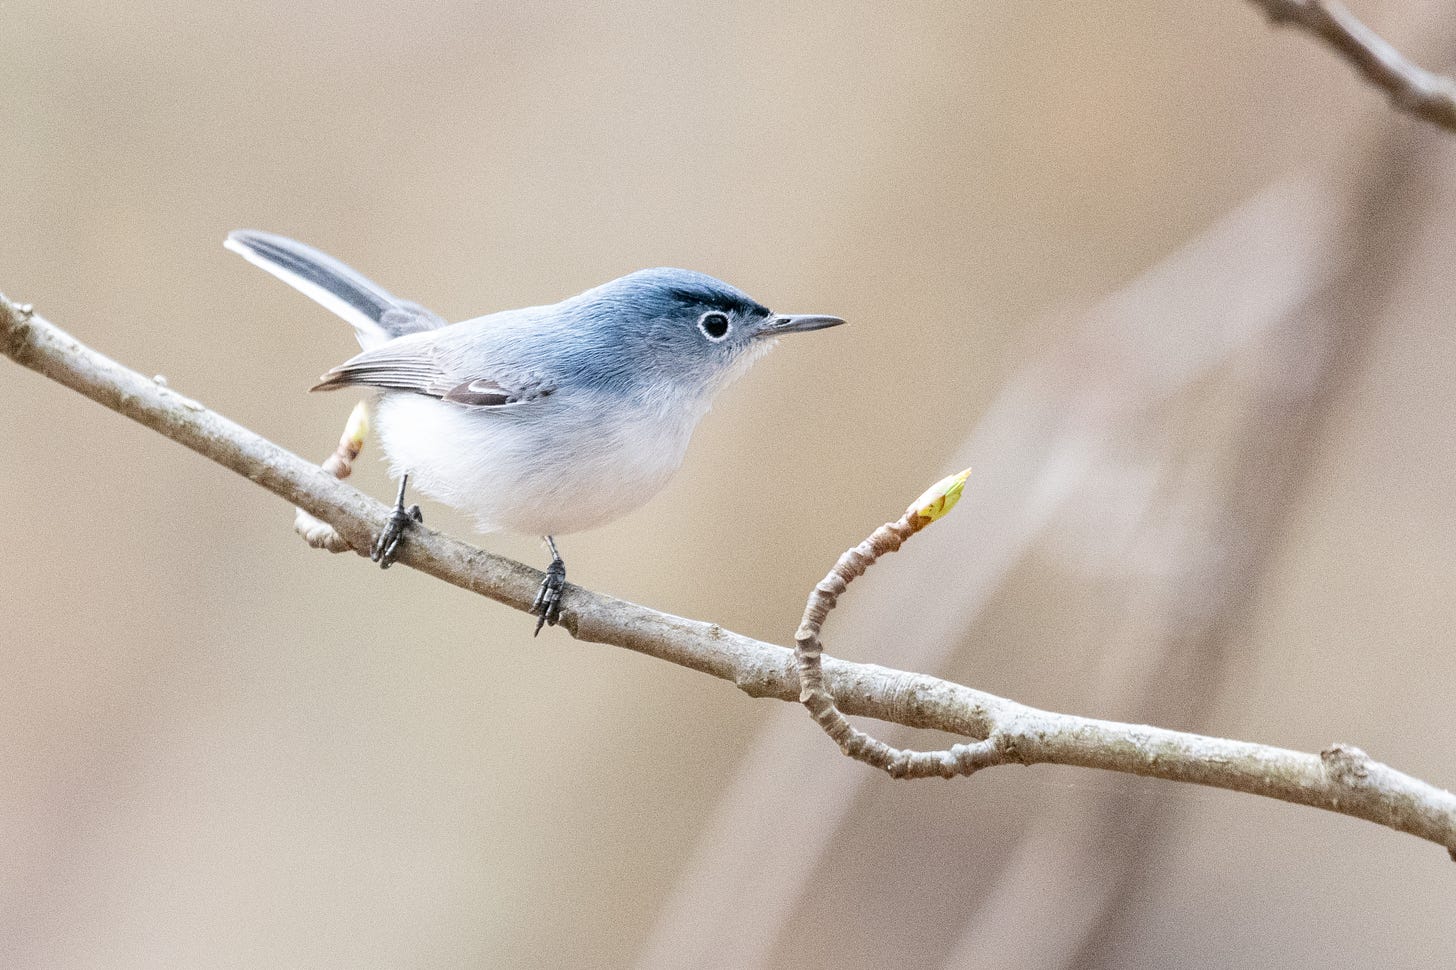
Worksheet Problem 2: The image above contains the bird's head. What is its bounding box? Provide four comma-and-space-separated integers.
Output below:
564, 267, 844, 399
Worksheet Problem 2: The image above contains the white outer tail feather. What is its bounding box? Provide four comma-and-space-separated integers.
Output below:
224, 231, 398, 350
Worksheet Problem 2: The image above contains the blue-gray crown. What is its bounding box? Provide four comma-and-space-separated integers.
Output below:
583, 267, 771, 320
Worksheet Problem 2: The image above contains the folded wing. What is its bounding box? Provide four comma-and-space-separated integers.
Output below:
312, 340, 553, 409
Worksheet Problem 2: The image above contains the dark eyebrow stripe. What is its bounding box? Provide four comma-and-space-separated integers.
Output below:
664, 287, 769, 317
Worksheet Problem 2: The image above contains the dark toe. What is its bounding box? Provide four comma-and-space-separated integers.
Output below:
531, 563, 567, 636
371, 507, 418, 569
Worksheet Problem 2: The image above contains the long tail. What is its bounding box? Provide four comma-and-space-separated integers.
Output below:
225, 230, 443, 349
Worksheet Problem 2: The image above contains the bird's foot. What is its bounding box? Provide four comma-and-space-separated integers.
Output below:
371, 501, 422, 568
532, 556, 566, 635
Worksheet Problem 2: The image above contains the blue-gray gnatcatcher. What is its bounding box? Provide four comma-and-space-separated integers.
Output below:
225, 231, 845, 632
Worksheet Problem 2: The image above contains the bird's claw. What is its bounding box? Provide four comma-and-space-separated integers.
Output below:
371, 503, 422, 568
532, 557, 567, 635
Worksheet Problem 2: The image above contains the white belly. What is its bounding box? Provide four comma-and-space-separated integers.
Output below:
373, 390, 702, 536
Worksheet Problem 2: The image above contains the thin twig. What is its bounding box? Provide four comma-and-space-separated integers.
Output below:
1248, 0, 1456, 133
3, 295, 1454, 859
293, 401, 369, 553
794, 471, 1006, 779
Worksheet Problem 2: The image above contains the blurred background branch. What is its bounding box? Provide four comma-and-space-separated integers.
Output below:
1248, 0, 1456, 131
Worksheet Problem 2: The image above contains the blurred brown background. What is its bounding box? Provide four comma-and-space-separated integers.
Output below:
4, 1, 1455, 967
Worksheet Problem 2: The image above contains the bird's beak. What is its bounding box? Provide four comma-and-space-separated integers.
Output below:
755, 314, 847, 337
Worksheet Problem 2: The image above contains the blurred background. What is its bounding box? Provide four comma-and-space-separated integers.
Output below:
4, 1, 1455, 967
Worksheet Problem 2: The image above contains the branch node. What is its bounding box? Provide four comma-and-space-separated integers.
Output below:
1321, 742, 1372, 786
0, 293, 34, 361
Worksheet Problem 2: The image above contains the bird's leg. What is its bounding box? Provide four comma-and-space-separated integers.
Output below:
532, 535, 567, 635
371, 473, 423, 568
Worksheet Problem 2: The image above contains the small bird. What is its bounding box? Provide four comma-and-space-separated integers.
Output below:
225, 231, 845, 632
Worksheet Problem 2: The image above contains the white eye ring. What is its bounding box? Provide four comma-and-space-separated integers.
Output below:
698, 311, 731, 342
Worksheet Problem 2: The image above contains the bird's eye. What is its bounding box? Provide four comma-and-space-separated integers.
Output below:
698, 312, 731, 342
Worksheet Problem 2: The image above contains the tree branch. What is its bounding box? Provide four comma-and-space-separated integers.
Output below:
1248, 0, 1456, 133
3, 293, 1454, 859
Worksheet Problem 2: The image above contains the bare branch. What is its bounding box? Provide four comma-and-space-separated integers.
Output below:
792, 480, 1456, 860
1248, 0, 1456, 133
3, 294, 1454, 859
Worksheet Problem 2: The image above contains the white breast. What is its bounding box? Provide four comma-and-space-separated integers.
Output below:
372, 389, 706, 537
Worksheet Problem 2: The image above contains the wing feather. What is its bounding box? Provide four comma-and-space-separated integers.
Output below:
311, 340, 551, 409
